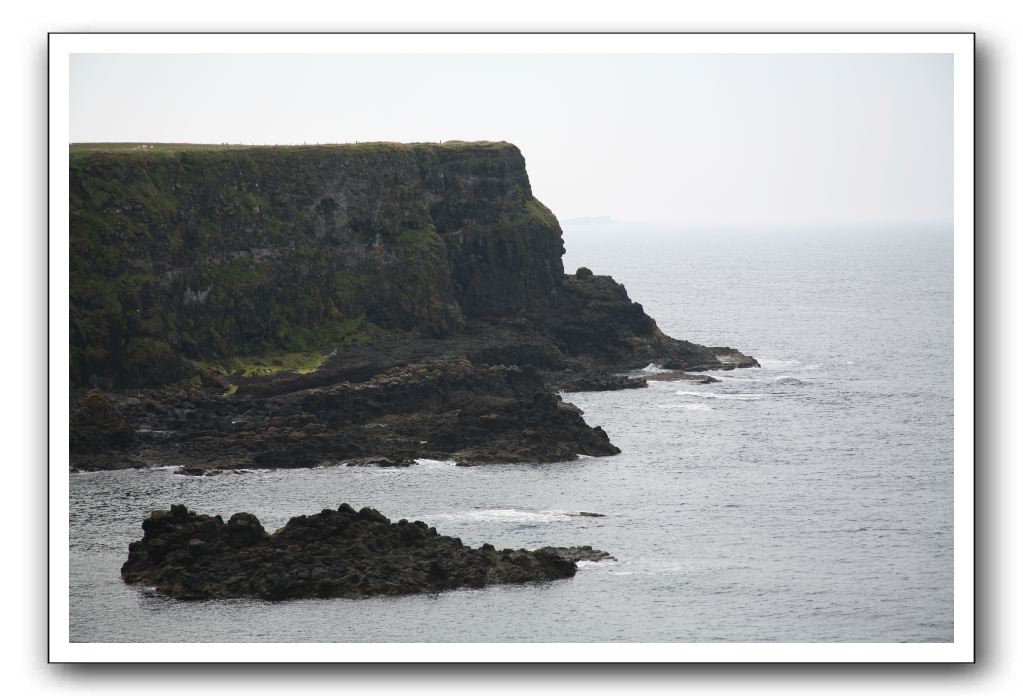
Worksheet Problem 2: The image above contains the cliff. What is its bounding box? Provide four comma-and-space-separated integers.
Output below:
69, 142, 757, 470
71, 142, 564, 387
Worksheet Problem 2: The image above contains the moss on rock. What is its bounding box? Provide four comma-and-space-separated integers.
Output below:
70, 142, 564, 388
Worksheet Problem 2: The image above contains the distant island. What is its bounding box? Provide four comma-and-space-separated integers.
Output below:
69, 141, 757, 474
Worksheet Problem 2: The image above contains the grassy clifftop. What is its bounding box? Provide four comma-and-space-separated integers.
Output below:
70, 142, 564, 387
70, 140, 518, 155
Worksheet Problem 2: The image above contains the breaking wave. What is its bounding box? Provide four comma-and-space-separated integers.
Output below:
674, 391, 765, 400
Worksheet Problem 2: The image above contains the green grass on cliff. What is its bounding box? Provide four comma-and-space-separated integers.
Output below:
69, 141, 517, 159
396, 225, 440, 250
221, 350, 328, 379
523, 197, 559, 228
283, 317, 367, 352
199, 316, 367, 381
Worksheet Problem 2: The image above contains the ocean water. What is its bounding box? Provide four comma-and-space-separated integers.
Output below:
68, 223, 954, 642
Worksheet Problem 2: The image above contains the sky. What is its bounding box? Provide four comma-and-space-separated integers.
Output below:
70, 53, 953, 226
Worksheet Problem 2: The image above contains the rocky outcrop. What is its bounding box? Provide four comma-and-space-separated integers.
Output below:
643, 371, 721, 384
525, 273, 757, 371
69, 389, 135, 451
121, 504, 605, 600
550, 370, 648, 392
536, 546, 616, 562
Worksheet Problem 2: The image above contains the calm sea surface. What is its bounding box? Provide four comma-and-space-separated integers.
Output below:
69, 223, 954, 642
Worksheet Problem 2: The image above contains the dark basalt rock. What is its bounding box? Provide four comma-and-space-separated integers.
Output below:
70, 389, 135, 452
643, 371, 721, 384
555, 370, 647, 392
121, 504, 602, 600
664, 348, 760, 371
537, 546, 616, 563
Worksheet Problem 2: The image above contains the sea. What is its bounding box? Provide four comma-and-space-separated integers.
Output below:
69, 222, 954, 643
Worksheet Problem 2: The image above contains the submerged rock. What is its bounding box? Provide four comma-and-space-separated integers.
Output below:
537, 546, 616, 563
121, 504, 609, 600
643, 371, 721, 384
173, 466, 222, 477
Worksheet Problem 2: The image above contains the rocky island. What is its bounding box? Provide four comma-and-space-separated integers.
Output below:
122, 503, 611, 600
70, 141, 757, 472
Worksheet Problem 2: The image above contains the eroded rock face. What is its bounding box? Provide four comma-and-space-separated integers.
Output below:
70, 142, 562, 388
121, 504, 600, 600
69, 141, 758, 471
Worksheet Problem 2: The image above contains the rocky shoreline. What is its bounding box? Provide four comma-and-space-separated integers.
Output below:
70, 274, 756, 472
122, 503, 609, 600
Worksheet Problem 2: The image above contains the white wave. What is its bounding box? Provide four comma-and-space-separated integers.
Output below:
425, 509, 570, 523
713, 373, 762, 381
659, 403, 712, 410
414, 458, 458, 468
625, 363, 670, 378
575, 560, 615, 570
773, 375, 808, 384
674, 391, 765, 400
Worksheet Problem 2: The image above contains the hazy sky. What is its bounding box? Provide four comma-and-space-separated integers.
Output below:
70, 53, 952, 225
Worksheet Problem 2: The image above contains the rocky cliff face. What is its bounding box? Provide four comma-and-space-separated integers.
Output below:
69, 142, 757, 470
70, 142, 564, 387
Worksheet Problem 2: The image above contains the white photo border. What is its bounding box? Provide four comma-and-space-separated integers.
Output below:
48, 32, 975, 663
